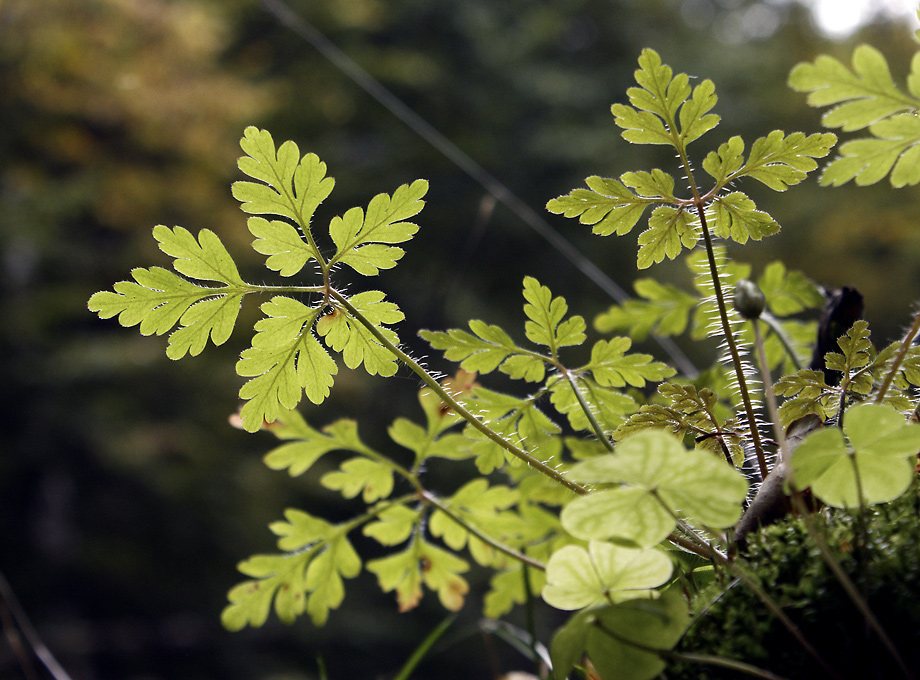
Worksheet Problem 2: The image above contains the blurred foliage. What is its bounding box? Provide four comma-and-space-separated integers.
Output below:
3, 0, 920, 678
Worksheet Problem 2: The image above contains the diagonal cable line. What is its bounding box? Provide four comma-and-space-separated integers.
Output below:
260, 0, 698, 377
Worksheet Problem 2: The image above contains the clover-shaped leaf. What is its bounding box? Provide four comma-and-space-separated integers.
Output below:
792, 403, 920, 507
551, 589, 688, 680
562, 430, 747, 546
541, 541, 672, 611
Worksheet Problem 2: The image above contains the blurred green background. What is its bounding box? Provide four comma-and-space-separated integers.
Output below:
3, 1, 920, 678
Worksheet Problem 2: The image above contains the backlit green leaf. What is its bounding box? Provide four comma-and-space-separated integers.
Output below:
789, 45, 919, 132
263, 418, 372, 477
710, 192, 780, 244
247, 217, 317, 277
321, 457, 395, 503
522, 276, 586, 353
757, 261, 823, 316
233, 126, 335, 225
362, 505, 421, 547
584, 337, 676, 388
316, 291, 403, 377
565, 431, 747, 540
328, 179, 427, 275
236, 296, 336, 431
792, 403, 920, 507
221, 510, 360, 629
636, 205, 697, 269
821, 113, 920, 187
542, 541, 672, 610
734, 131, 836, 191
546, 176, 651, 237
594, 278, 697, 341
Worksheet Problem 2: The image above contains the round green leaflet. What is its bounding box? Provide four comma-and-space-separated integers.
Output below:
561, 430, 748, 546
541, 541, 673, 611
792, 402, 920, 507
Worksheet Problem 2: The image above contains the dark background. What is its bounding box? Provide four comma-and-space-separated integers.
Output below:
3, 1, 920, 678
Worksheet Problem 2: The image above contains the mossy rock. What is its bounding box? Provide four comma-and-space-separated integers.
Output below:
669, 478, 920, 679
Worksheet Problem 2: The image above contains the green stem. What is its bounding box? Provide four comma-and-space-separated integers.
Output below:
563, 370, 614, 453
695, 204, 768, 479
752, 319, 785, 459
666, 650, 793, 680
419, 490, 546, 570
787, 492, 913, 679
760, 311, 804, 371
875, 307, 920, 404
329, 289, 590, 496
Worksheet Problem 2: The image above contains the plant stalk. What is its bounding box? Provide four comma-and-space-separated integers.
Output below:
330, 288, 590, 495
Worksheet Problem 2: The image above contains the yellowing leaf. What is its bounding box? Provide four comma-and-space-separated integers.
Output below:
367, 538, 469, 612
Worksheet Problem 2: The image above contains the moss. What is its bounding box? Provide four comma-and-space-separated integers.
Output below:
668, 478, 920, 679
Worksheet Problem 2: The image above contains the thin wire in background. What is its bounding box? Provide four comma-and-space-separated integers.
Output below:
260, 0, 698, 378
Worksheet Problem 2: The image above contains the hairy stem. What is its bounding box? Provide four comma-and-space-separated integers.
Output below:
695, 204, 768, 478
329, 289, 589, 495
563, 370, 615, 453
875, 307, 920, 404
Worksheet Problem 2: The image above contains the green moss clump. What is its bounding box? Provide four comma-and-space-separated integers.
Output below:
669, 478, 920, 679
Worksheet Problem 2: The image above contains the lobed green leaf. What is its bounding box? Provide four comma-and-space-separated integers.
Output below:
546, 176, 651, 237
328, 179, 428, 275
237, 296, 336, 431
636, 205, 697, 269
264, 417, 373, 477
594, 278, 697, 341
789, 45, 919, 132
584, 337, 676, 388
709, 192, 779, 244
316, 291, 403, 377
542, 541, 672, 610
233, 126, 335, 227
522, 276, 587, 354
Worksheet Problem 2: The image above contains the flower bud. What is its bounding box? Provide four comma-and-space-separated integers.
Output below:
733, 279, 766, 319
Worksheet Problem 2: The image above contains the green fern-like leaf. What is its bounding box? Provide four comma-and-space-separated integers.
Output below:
583, 337, 676, 388
327, 180, 427, 275
233, 126, 335, 228
221, 509, 361, 630
594, 278, 697, 341
316, 290, 403, 377
236, 296, 336, 431
545, 175, 653, 237
321, 457, 395, 503
775, 369, 832, 426
612, 48, 719, 147
636, 205, 698, 269
522, 276, 587, 355
263, 414, 375, 477
88, 226, 249, 359
790, 45, 920, 186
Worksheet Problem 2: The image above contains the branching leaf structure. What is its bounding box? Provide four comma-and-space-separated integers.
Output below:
548, 48, 834, 269
87, 36, 920, 680
790, 45, 920, 186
